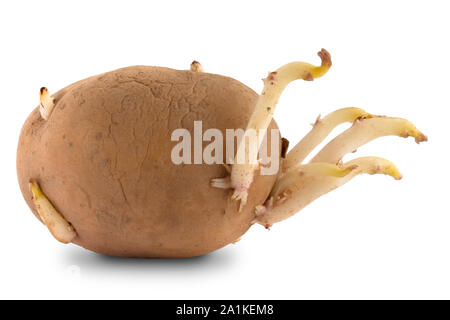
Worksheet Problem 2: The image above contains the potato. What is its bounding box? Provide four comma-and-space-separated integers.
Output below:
17, 66, 280, 257
17, 50, 427, 258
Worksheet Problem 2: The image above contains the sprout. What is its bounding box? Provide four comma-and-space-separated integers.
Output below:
228, 49, 332, 211
256, 157, 402, 228
190, 60, 204, 72
39, 87, 55, 120
29, 180, 76, 244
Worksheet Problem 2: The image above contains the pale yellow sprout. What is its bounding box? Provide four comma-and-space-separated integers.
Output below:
311, 116, 427, 164
228, 49, 332, 211
255, 157, 402, 227
29, 180, 77, 244
39, 87, 55, 120
270, 162, 357, 200
190, 60, 204, 72
284, 107, 372, 169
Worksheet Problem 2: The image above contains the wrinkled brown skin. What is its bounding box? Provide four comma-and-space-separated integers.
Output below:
17, 66, 280, 258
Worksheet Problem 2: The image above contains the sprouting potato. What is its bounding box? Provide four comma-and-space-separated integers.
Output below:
17, 50, 426, 258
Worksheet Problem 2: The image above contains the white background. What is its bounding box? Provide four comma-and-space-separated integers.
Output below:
1, 0, 449, 299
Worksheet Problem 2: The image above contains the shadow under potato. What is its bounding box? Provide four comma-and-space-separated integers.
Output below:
61, 245, 237, 275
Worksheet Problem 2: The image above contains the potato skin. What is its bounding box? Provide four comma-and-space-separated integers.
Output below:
17, 66, 280, 258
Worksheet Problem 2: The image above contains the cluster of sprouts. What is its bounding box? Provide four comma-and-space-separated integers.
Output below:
210, 49, 427, 228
